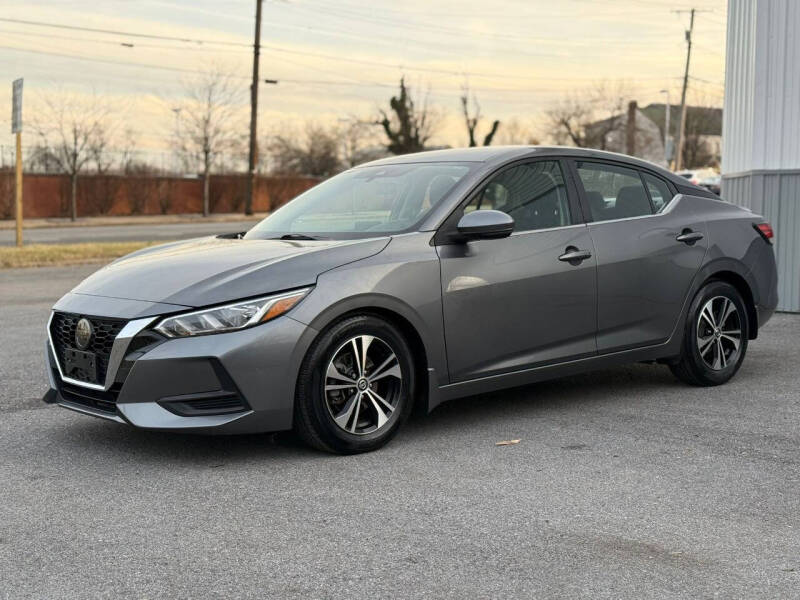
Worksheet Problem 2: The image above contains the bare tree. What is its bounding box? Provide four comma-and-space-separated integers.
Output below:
546, 82, 628, 149
26, 146, 62, 174
118, 128, 139, 175
266, 122, 342, 177
84, 121, 125, 215
157, 179, 175, 215
32, 92, 110, 220
88, 122, 114, 174
496, 118, 540, 145
175, 69, 245, 216
377, 77, 439, 155
341, 119, 381, 167
460, 85, 500, 147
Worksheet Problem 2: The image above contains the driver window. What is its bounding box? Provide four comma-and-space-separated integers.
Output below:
464, 161, 572, 232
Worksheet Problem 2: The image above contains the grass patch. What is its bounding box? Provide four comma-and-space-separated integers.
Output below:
0, 241, 164, 269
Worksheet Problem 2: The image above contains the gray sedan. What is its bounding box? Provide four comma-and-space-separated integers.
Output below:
43, 146, 778, 453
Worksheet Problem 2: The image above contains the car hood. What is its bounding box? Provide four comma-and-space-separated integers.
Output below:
70, 236, 390, 307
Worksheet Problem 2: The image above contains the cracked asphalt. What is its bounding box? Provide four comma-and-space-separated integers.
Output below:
1, 264, 798, 598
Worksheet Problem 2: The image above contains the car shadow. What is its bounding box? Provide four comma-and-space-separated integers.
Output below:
54, 362, 684, 462
415, 361, 679, 421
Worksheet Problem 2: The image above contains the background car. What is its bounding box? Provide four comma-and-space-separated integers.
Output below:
699, 174, 722, 195
43, 147, 778, 453
675, 168, 718, 186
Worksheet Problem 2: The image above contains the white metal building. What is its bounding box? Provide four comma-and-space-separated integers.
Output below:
722, 0, 800, 311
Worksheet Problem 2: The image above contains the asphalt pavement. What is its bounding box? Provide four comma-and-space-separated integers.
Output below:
1, 264, 798, 598
0, 220, 256, 245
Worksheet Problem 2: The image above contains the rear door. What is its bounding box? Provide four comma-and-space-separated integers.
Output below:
569, 159, 708, 353
437, 158, 598, 383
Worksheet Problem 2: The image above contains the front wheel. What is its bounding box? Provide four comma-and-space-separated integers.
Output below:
294, 315, 416, 454
669, 281, 749, 386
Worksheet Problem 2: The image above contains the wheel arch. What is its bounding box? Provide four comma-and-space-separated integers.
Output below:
300, 294, 443, 412
697, 265, 759, 340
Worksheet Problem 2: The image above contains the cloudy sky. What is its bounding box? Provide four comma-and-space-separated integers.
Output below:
0, 0, 727, 153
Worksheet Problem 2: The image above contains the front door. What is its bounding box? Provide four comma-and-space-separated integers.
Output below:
437, 159, 598, 383
571, 160, 708, 353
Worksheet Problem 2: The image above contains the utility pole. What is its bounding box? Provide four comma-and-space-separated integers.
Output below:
14, 126, 22, 246
11, 78, 23, 247
660, 89, 671, 167
674, 9, 695, 171
673, 8, 710, 171
171, 107, 182, 173
625, 100, 637, 157
244, 0, 263, 216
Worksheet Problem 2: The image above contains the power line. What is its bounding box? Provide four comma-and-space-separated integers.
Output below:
298, 0, 701, 26
287, 1, 686, 45
0, 34, 684, 88
0, 27, 658, 83
0, 17, 251, 47
689, 75, 724, 88
0, 44, 243, 77
1, 42, 690, 106
0, 28, 249, 53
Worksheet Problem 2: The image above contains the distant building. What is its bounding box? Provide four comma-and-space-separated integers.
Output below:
642, 104, 722, 169
585, 103, 722, 169
588, 106, 666, 166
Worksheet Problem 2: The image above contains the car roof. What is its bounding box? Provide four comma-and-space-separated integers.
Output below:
359, 145, 680, 180
357, 145, 721, 198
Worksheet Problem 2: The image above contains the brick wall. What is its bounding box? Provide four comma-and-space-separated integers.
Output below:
0, 171, 320, 219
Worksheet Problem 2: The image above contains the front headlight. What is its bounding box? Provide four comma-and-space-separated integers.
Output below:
154, 288, 311, 338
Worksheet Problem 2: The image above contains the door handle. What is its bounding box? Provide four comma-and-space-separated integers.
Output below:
676, 230, 704, 245
558, 248, 592, 263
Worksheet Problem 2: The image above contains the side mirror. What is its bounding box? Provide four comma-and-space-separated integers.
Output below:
456, 210, 514, 241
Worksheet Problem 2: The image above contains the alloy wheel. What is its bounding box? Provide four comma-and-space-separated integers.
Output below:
323, 335, 403, 435
696, 296, 742, 371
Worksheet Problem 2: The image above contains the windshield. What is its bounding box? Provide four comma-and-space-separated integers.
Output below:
245, 162, 474, 240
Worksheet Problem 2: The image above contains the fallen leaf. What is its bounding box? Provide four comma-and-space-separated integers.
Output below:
495, 439, 521, 446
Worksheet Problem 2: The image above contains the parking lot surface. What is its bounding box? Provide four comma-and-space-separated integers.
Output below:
1, 264, 798, 598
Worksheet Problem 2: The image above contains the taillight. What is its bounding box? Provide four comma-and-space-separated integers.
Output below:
754, 222, 774, 244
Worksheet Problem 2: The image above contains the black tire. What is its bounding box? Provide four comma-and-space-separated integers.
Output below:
669, 281, 749, 386
294, 314, 416, 454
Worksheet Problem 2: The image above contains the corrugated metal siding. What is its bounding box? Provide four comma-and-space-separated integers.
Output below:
723, 0, 800, 173
723, 1, 800, 312
774, 175, 800, 312
722, 173, 800, 312
721, 175, 749, 209
722, 0, 756, 174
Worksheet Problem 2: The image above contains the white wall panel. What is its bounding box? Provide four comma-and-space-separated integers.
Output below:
723, 1, 800, 311
723, 0, 800, 173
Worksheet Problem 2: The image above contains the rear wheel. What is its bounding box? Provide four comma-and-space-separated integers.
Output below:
669, 281, 748, 386
294, 315, 415, 454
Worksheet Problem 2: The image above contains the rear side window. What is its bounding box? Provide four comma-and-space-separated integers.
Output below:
576, 162, 654, 221
465, 160, 572, 232
642, 173, 673, 212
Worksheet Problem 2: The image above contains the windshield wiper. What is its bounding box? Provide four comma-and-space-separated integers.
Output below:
274, 233, 328, 241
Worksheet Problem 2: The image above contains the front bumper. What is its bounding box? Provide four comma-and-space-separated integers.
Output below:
45, 296, 318, 434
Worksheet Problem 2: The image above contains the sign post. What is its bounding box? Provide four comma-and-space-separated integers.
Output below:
12, 78, 23, 247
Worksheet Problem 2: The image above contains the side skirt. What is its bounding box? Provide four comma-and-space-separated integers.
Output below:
430, 336, 682, 409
